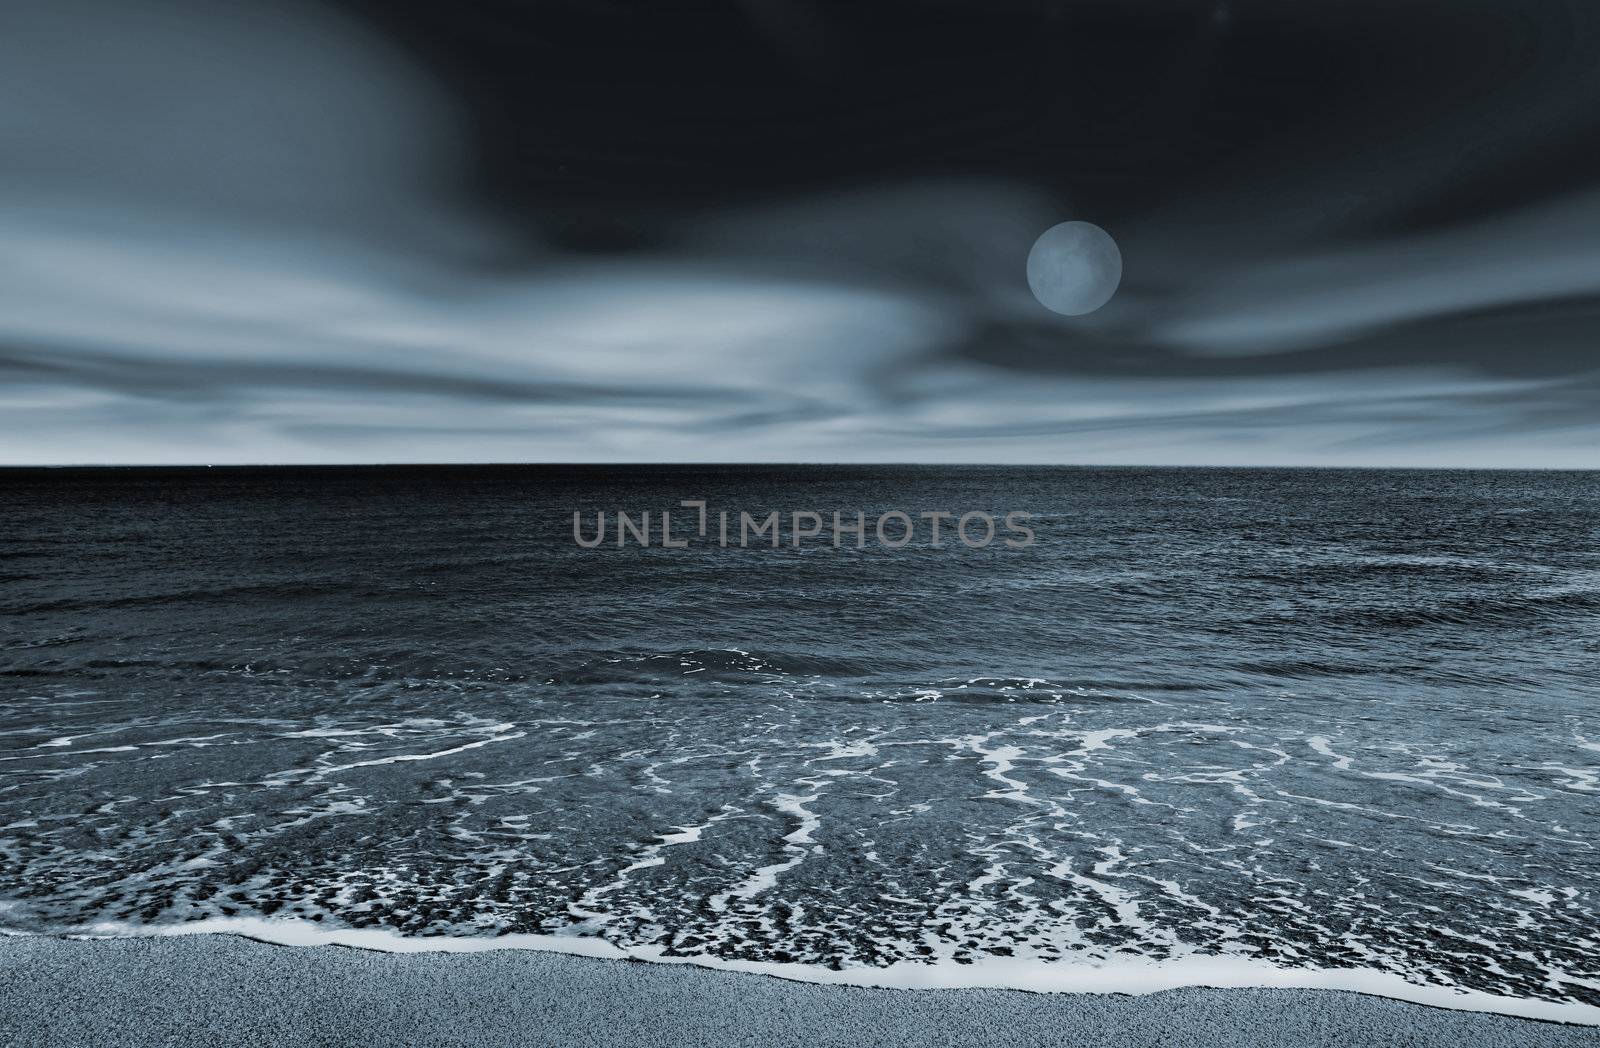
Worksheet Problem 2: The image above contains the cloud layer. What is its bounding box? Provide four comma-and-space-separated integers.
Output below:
2, 0, 1597, 465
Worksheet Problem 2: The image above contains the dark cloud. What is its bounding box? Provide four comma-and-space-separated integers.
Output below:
0, 343, 752, 409
931, 296, 1600, 383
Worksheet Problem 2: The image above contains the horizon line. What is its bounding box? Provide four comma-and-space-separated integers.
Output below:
2, 462, 1598, 472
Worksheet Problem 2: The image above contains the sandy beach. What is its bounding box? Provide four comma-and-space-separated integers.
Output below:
2, 935, 1595, 1048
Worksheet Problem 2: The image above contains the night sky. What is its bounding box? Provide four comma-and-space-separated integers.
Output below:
3, 0, 1599, 464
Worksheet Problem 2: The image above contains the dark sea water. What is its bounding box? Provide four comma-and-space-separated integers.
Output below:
2, 467, 1598, 1014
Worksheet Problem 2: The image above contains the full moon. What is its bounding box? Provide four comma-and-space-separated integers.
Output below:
1026, 221, 1122, 316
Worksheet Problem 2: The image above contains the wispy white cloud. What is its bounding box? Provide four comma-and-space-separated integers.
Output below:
1159, 191, 1600, 354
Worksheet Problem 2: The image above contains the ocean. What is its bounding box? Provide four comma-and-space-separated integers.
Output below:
2, 466, 1597, 1019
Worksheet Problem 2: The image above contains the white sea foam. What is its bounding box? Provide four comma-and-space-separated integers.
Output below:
1307, 735, 1354, 770
709, 788, 824, 912
566, 813, 734, 931
0, 744, 139, 762
306, 728, 524, 782
58, 917, 1600, 1026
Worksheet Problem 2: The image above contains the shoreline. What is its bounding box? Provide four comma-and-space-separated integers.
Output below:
4, 934, 1598, 1048
50, 916, 1600, 1028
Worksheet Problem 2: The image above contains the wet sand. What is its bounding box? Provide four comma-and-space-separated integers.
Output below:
2, 935, 1595, 1047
